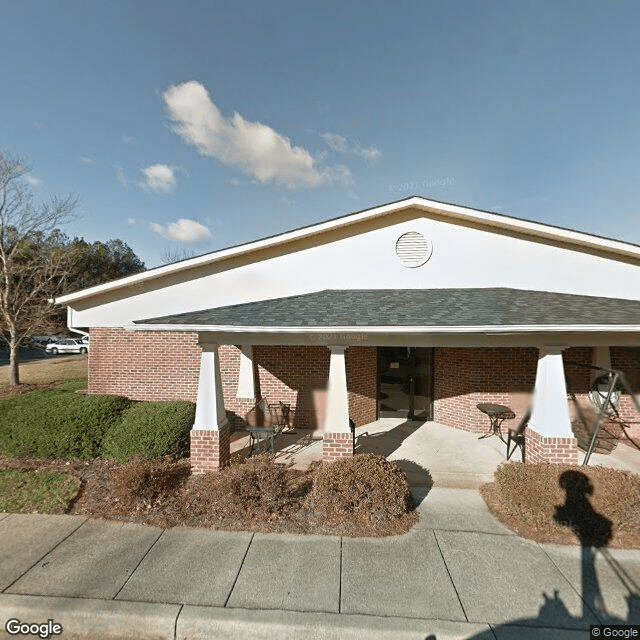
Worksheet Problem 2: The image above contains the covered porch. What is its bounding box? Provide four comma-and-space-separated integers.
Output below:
230, 416, 640, 489
131, 288, 640, 473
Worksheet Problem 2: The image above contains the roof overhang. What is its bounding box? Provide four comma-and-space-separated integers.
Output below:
54, 195, 640, 306
127, 323, 640, 349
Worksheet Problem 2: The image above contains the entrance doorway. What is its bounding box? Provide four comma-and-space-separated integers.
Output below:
378, 347, 434, 420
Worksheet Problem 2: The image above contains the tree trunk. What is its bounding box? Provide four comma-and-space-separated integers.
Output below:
9, 331, 20, 386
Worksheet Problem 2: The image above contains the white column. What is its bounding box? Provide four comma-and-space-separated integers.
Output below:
324, 346, 350, 433
193, 343, 228, 430
236, 345, 256, 399
591, 346, 612, 382
529, 346, 573, 438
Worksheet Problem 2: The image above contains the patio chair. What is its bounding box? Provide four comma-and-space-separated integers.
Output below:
506, 409, 530, 462
243, 398, 290, 457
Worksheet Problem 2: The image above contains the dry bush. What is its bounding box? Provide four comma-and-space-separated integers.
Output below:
110, 456, 189, 511
188, 454, 294, 520
483, 462, 640, 547
309, 453, 411, 521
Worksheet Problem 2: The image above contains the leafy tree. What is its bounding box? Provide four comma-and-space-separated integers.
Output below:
65, 237, 145, 292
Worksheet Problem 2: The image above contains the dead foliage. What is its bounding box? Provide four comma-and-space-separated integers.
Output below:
309, 453, 412, 522
482, 462, 640, 548
0, 453, 417, 536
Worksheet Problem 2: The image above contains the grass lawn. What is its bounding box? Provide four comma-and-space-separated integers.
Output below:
0, 468, 81, 514
0, 354, 87, 389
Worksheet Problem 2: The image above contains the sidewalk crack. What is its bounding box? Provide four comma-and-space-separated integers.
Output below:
2, 515, 87, 593
112, 527, 164, 600
433, 530, 469, 622
173, 603, 183, 640
338, 536, 343, 614
224, 533, 254, 607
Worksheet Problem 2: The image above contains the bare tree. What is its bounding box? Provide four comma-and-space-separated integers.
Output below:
0, 151, 78, 385
159, 246, 198, 265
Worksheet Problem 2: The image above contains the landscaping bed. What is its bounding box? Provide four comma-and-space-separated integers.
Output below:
0, 379, 418, 537
482, 462, 640, 548
0, 453, 418, 537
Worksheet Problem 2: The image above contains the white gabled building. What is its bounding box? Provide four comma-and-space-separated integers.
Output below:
56, 196, 640, 472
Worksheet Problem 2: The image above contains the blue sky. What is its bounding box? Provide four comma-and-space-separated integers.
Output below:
2, 0, 639, 268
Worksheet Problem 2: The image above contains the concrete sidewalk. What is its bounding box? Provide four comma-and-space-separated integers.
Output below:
1, 489, 639, 639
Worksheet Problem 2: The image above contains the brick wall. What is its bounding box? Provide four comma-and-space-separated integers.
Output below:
433, 347, 538, 435
432, 346, 630, 435
88, 328, 201, 401
88, 330, 377, 431
611, 347, 640, 441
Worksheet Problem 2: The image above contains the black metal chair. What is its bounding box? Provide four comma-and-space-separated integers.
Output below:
244, 399, 290, 457
506, 409, 531, 462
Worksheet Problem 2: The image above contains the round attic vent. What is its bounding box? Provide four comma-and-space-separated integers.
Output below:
395, 231, 432, 268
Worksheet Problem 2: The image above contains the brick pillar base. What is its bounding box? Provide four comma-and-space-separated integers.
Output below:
190, 425, 230, 474
323, 432, 354, 463
525, 427, 579, 465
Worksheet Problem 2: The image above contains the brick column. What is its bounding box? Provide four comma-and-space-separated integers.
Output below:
323, 432, 354, 462
191, 342, 230, 473
527, 345, 579, 464
322, 345, 353, 463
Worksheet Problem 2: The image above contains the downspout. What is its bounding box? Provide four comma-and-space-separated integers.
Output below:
67, 307, 89, 339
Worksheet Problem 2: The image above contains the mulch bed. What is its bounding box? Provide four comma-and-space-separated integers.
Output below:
0, 455, 418, 538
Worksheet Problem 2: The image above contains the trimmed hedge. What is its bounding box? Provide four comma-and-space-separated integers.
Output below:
101, 400, 195, 462
0, 389, 131, 459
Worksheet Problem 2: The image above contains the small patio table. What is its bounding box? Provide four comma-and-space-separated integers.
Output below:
476, 403, 515, 442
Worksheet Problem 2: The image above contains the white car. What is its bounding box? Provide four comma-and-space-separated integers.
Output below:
46, 339, 89, 355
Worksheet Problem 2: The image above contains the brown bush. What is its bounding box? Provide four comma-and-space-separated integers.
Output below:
309, 453, 411, 521
483, 462, 640, 547
110, 456, 189, 510
189, 454, 294, 520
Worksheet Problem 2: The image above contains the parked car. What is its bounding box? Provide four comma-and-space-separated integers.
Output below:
29, 335, 60, 347
46, 339, 89, 355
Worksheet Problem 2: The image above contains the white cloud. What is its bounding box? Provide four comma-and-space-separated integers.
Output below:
114, 165, 127, 186
150, 218, 211, 242
139, 164, 176, 193
163, 80, 329, 189
321, 132, 348, 153
321, 131, 382, 165
356, 145, 382, 164
122, 136, 137, 145
24, 174, 42, 188
126, 218, 137, 226
80, 156, 95, 165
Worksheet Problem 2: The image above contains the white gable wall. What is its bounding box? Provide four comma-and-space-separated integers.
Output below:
69, 211, 640, 327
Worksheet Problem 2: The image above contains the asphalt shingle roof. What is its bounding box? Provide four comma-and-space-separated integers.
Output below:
134, 288, 640, 328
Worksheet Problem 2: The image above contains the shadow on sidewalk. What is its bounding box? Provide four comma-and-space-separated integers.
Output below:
429, 469, 640, 638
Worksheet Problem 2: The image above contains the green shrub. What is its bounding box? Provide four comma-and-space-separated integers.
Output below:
0, 390, 131, 459
56, 378, 88, 393
310, 453, 411, 520
102, 400, 194, 462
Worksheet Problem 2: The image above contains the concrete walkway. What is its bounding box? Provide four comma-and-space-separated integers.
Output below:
1, 489, 640, 639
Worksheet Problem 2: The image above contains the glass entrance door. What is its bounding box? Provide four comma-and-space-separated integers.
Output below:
378, 347, 434, 420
